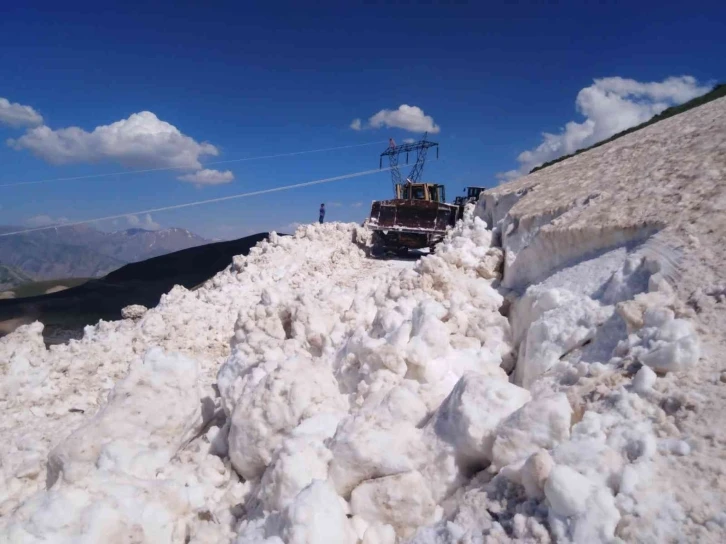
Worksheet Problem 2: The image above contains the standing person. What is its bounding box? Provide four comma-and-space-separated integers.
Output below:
319, 203, 325, 224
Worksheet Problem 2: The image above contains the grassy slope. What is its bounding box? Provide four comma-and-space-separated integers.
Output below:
0, 265, 33, 289
9, 278, 90, 299
530, 83, 726, 174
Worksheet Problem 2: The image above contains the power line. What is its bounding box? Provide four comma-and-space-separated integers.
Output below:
0, 140, 387, 189
0, 165, 408, 238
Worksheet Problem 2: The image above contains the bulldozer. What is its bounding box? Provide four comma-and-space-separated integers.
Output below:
454, 186, 486, 207
367, 136, 462, 256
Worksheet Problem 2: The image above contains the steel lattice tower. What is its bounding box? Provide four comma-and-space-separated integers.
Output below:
379, 133, 439, 196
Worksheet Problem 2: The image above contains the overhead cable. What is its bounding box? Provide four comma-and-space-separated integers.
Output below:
0, 164, 419, 237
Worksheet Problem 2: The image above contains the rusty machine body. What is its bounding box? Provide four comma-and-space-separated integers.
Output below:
367, 135, 462, 255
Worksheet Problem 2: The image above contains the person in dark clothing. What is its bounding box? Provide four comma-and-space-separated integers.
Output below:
319, 203, 325, 224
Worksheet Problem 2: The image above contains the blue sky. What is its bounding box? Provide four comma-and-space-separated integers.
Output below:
1, 1, 724, 240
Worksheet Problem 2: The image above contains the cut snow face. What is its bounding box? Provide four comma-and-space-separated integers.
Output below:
1, 96, 725, 543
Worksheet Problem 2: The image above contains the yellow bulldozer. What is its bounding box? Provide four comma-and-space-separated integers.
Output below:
368, 181, 462, 255
367, 136, 462, 255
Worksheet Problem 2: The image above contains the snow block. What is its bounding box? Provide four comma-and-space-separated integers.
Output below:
426, 372, 531, 470
545, 465, 592, 517
121, 304, 148, 320
632, 365, 657, 393
491, 393, 572, 469
350, 471, 437, 538
262, 480, 357, 544
521, 449, 554, 500
226, 356, 348, 481
632, 309, 700, 373
254, 414, 340, 513
328, 410, 427, 498
512, 287, 606, 388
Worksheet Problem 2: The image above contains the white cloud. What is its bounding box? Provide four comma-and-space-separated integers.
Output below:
0, 97, 43, 128
125, 213, 160, 230
178, 168, 234, 186
350, 104, 440, 134
498, 76, 710, 181
328, 201, 343, 207
8, 111, 219, 170
403, 138, 416, 144
24, 214, 69, 227
350, 201, 364, 208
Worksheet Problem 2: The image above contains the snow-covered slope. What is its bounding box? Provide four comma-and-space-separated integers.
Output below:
476, 95, 726, 542
1, 97, 725, 543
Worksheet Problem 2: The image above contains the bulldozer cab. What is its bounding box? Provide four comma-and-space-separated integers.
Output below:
395, 183, 446, 203
454, 186, 486, 206
466, 186, 485, 200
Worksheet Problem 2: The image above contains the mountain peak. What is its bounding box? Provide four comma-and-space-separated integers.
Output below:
0, 224, 209, 282
122, 228, 153, 235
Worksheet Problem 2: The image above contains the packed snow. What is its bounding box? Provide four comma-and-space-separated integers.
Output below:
2, 96, 725, 543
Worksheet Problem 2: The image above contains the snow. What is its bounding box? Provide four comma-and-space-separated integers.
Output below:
121, 304, 148, 320
544, 465, 591, 517
349, 471, 438, 538
0, 208, 715, 542
520, 449, 554, 500
491, 393, 572, 469
425, 372, 531, 472
238, 480, 357, 544
629, 309, 701, 373
222, 355, 348, 481
631, 365, 657, 393
47, 347, 204, 486
2, 96, 726, 543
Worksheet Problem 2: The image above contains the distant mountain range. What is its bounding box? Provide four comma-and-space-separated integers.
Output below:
0, 225, 209, 289
0, 232, 269, 343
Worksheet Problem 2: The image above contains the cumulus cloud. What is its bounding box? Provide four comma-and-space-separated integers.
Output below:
125, 213, 160, 230
498, 76, 711, 181
178, 168, 234, 186
8, 111, 219, 170
350, 104, 440, 134
0, 97, 43, 128
24, 214, 69, 227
